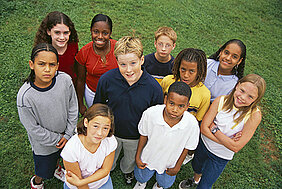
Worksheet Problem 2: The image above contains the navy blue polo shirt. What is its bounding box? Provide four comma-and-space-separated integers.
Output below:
94, 67, 164, 139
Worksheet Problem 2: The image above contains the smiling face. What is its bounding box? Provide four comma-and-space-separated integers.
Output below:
164, 92, 189, 123
91, 21, 111, 49
47, 24, 70, 50
233, 82, 258, 108
84, 116, 111, 145
29, 51, 58, 88
179, 60, 198, 87
117, 53, 144, 86
154, 35, 175, 62
218, 43, 243, 75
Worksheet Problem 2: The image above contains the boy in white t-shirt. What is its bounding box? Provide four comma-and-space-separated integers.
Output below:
134, 81, 200, 189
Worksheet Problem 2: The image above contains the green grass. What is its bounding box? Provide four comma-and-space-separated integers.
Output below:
0, 0, 281, 188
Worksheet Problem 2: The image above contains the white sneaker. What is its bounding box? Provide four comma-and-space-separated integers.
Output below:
54, 165, 66, 182
182, 154, 194, 165
152, 182, 163, 189
30, 176, 44, 189
133, 181, 147, 189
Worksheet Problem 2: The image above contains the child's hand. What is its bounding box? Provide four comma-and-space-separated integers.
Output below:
166, 167, 180, 176
136, 158, 147, 169
56, 137, 68, 149
232, 131, 242, 142
66, 171, 83, 186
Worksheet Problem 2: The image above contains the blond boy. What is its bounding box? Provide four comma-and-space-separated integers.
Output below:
144, 27, 177, 83
94, 36, 163, 184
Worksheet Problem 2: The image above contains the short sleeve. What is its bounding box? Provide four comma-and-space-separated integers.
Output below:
75, 43, 91, 66
61, 135, 79, 163
105, 135, 118, 156
138, 110, 149, 136
184, 116, 200, 150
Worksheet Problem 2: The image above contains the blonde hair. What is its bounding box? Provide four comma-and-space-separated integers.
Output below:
155, 27, 177, 44
223, 74, 266, 124
114, 36, 143, 58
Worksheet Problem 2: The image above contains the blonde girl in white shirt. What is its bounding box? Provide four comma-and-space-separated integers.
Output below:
179, 74, 266, 189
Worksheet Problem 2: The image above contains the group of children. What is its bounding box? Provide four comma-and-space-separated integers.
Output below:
16, 11, 266, 189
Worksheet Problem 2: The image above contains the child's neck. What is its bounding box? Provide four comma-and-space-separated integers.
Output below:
155, 52, 171, 63
79, 134, 100, 154
163, 111, 182, 128
218, 66, 232, 76
53, 43, 68, 55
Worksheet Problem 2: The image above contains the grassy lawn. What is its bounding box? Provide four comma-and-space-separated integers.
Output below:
0, 0, 281, 188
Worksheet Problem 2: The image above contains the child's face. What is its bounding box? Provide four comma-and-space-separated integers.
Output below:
233, 82, 258, 108
164, 92, 189, 122
84, 116, 111, 144
117, 53, 144, 86
219, 43, 243, 73
154, 35, 175, 60
47, 24, 70, 50
91, 21, 111, 49
179, 60, 198, 87
29, 51, 58, 88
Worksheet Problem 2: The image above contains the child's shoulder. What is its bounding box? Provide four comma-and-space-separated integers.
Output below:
56, 71, 73, 83
103, 135, 118, 146
99, 68, 119, 81
146, 104, 165, 114
143, 70, 162, 87
144, 52, 155, 60
162, 74, 175, 83
80, 41, 94, 51
194, 82, 211, 95
17, 82, 32, 105
161, 75, 175, 87
182, 111, 199, 127
183, 111, 198, 122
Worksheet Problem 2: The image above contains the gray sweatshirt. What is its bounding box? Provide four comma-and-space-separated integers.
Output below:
17, 72, 78, 155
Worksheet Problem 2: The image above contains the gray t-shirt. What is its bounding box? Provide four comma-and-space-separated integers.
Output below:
17, 72, 78, 155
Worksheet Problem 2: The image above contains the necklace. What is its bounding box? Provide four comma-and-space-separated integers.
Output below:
93, 40, 111, 64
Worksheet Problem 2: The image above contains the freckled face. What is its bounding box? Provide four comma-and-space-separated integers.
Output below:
179, 60, 198, 87
117, 53, 144, 86
29, 51, 58, 88
84, 116, 111, 144
233, 82, 258, 108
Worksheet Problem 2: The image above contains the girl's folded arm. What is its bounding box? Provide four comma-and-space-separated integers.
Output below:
75, 151, 115, 186
63, 160, 89, 189
214, 110, 261, 153
200, 96, 222, 144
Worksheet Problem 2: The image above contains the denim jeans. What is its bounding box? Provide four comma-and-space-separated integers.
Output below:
134, 166, 176, 188
63, 176, 113, 189
192, 138, 229, 189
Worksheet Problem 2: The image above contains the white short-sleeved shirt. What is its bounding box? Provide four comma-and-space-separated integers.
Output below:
204, 59, 238, 102
61, 134, 117, 189
139, 104, 199, 174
